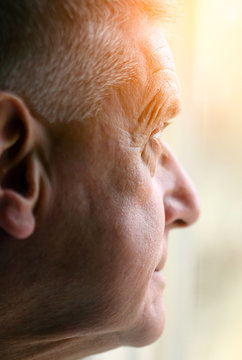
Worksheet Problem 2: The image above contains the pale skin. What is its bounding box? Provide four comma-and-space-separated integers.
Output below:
0, 10, 200, 360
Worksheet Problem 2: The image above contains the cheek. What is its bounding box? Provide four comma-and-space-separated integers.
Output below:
83, 187, 165, 330
53, 164, 165, 333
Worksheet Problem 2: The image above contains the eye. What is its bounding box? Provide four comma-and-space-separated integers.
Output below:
142, 128, 165, 176
149, 129, 163, 156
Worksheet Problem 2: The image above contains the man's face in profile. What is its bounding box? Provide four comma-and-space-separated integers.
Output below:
36, 12, 200, 349
0, 3, 200, 359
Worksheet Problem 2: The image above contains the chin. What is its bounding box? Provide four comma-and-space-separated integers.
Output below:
122, 272, 166, 347
130, 308, 166, 347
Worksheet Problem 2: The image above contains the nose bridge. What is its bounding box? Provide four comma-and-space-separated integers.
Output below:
160, 143, 200, 227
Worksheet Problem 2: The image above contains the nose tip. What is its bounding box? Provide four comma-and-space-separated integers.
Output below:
185, 182, 201, 225
161, 144, 201, 228
164, 179, 200, 228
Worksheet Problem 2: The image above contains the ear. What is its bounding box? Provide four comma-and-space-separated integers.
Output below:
0, 92, 42, 239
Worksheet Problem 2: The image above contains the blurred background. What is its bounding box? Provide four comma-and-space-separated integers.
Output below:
87, 0, 242, 359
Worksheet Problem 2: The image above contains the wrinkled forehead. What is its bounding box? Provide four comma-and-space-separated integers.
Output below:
107, 0, 179, 95
78, 0, 178, 33
45, 0, 179, 126
100, 16, 179, 132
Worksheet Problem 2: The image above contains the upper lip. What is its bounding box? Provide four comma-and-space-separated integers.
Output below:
155, 232, 168, 272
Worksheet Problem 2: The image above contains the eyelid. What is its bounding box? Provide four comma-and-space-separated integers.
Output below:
153, 129, 163, 142
149, 130, 162, 155
151, 120, 168, 142
150, 124, 169, 156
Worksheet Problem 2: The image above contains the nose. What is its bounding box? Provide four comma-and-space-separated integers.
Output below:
158, 143, 200, 228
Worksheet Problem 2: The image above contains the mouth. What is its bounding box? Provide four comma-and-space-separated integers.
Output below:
155, 236, 168, 272
155, 258, 166, 272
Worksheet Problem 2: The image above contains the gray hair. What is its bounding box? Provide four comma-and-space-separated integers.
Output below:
0, 0, 177, 123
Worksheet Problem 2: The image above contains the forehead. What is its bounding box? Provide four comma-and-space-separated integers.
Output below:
51, 6, 180, 152
110, 0, 179, 24
109, 16, 180, 132
58, 3, 180, 134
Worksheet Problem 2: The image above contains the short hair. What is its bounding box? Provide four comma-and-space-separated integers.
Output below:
0, 0, 178, 123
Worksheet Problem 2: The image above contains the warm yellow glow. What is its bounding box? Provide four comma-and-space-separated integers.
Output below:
91, 1, 242, 359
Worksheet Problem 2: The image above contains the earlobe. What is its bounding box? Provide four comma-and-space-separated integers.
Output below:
0, 92, 41, 240
0, 190, 35, 239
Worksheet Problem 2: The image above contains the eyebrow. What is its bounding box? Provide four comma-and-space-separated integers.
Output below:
136, 80, 181, 137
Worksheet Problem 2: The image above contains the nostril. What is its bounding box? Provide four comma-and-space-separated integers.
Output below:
173, 219, 187, 228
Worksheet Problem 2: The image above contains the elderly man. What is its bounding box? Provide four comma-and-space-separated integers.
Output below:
0, 0, 200, 359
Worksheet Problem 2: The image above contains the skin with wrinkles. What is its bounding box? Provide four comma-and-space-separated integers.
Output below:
0, 5, 200, 360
